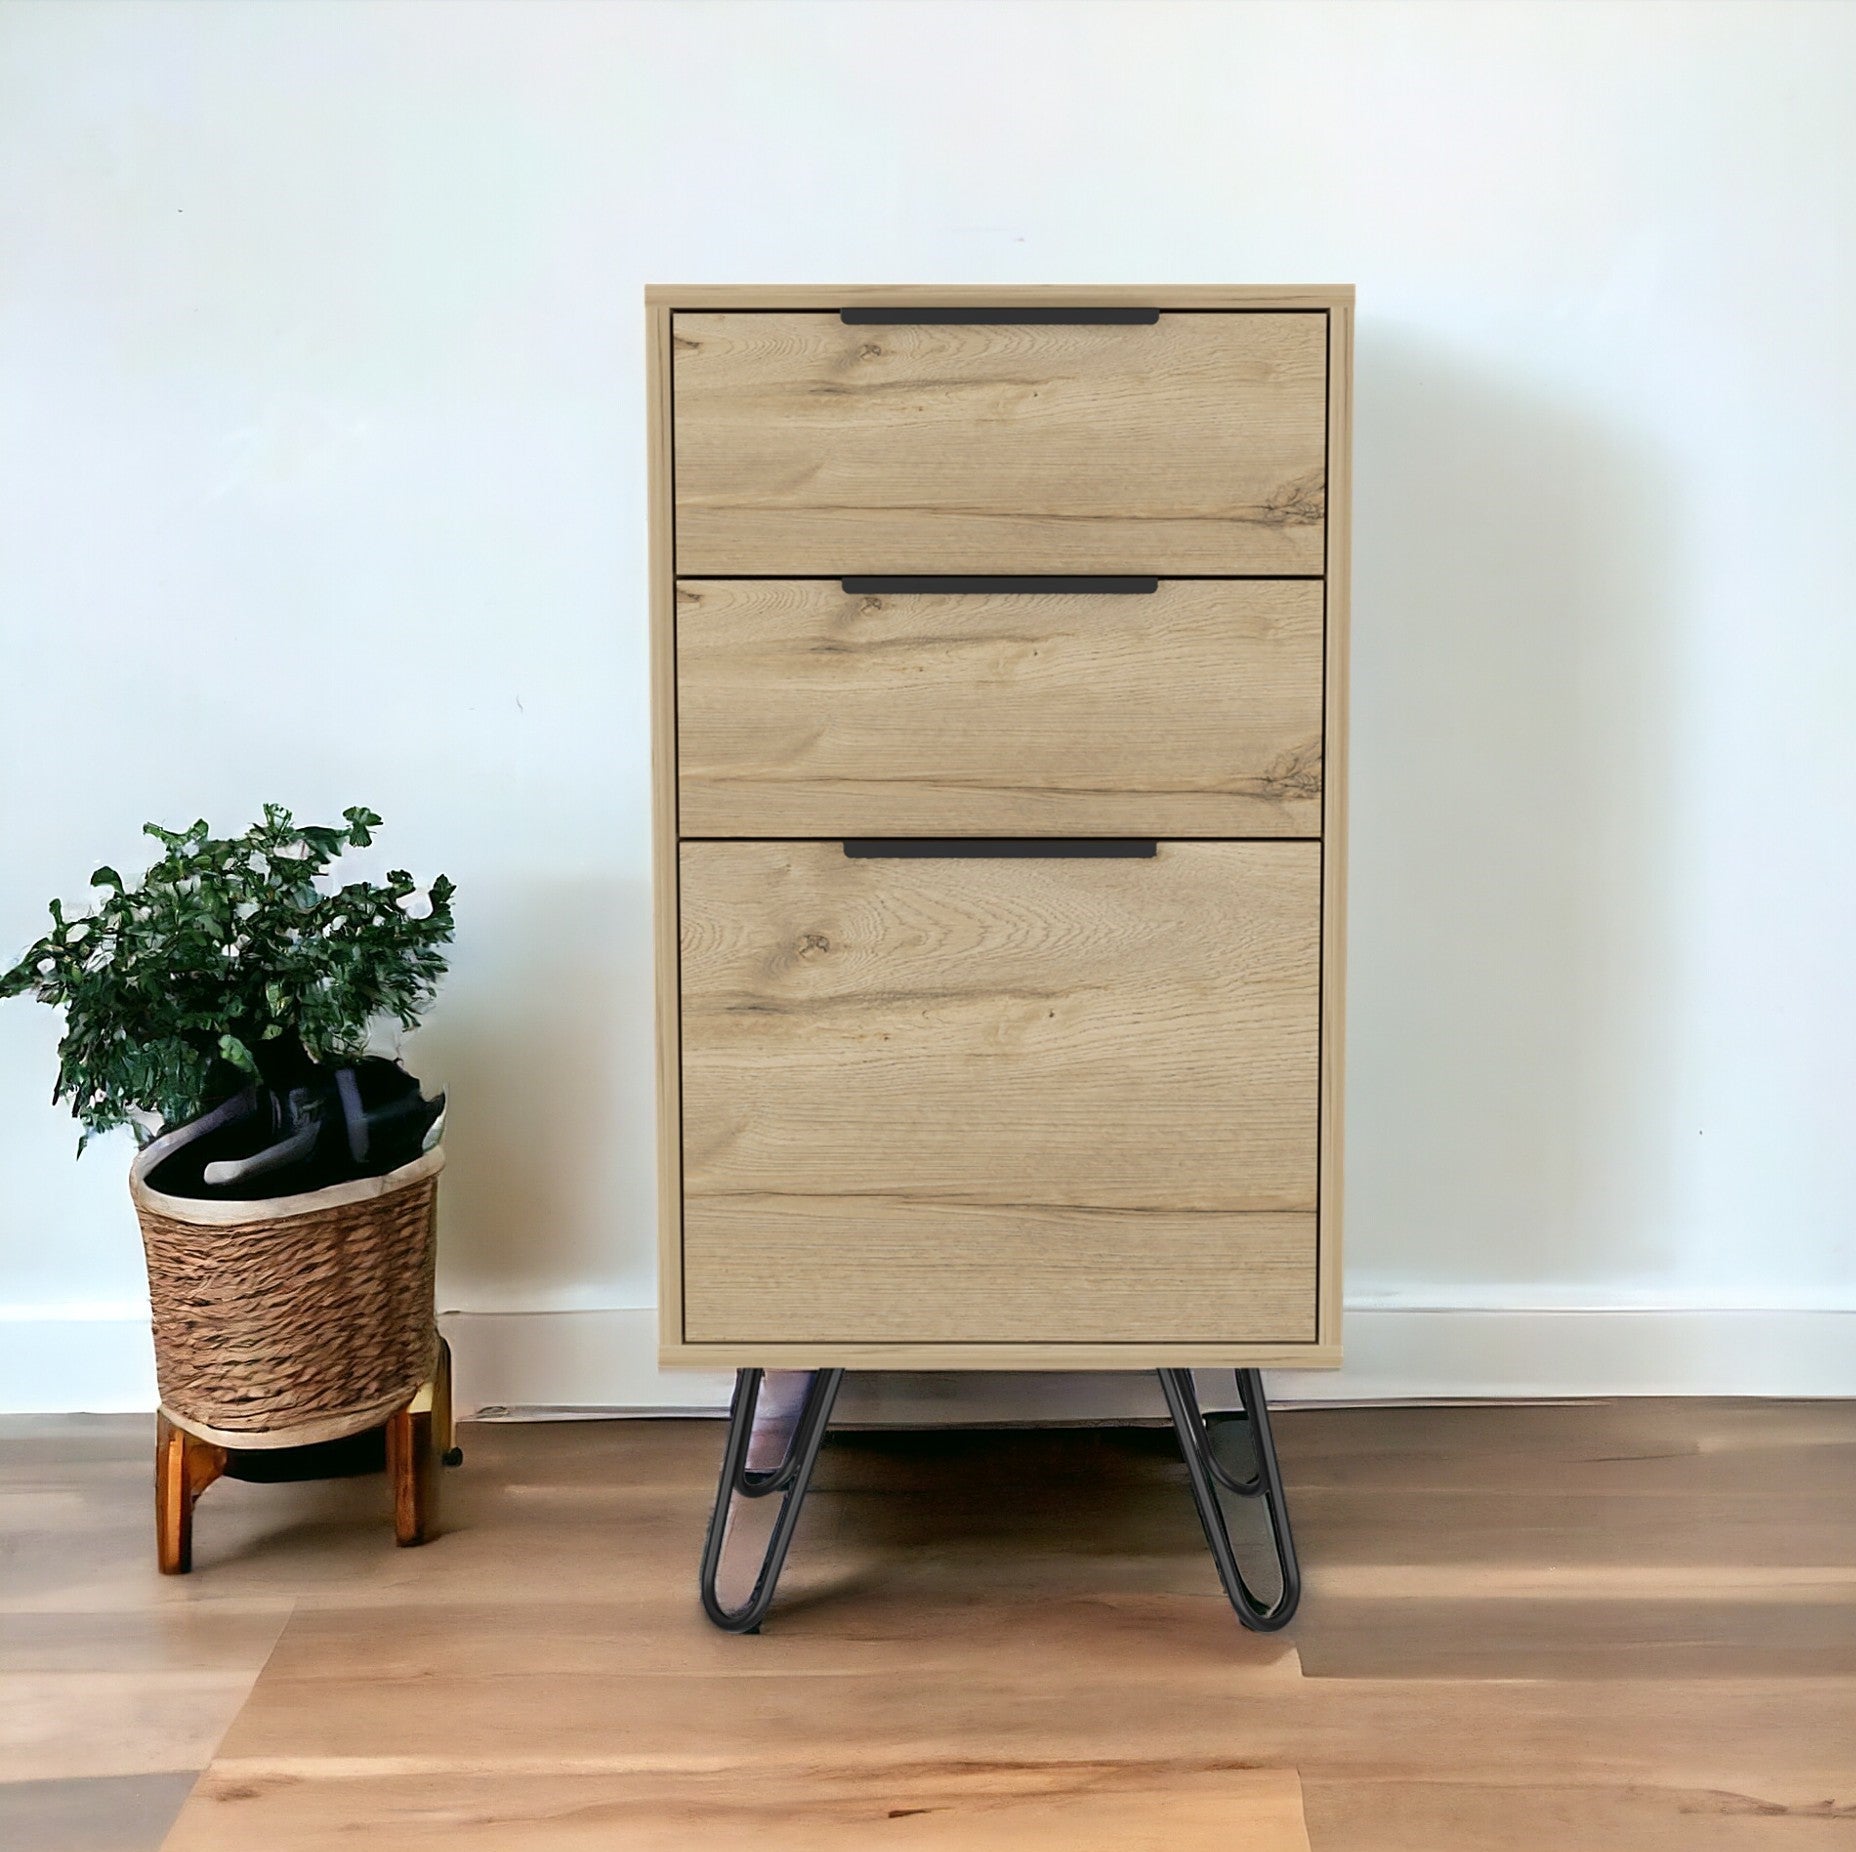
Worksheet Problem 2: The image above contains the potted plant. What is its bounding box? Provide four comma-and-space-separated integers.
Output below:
1, 806, 457, 1554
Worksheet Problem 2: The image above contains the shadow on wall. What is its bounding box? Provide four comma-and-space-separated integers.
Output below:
406, 874, 657, 1311
1346, 324, 1686, 1300
834, 326, 1692, 1424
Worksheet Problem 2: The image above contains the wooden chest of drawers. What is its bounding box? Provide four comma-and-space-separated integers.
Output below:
650, 286, 1351, 1372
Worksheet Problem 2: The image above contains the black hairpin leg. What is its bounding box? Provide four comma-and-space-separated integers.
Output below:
699, 1368, 844, 1633
1158, 1367, 1301, 1631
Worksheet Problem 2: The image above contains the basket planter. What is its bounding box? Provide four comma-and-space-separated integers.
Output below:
130, 1102, 444, 1451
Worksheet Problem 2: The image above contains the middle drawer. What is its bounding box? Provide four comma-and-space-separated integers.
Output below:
676, 578, 1324, 838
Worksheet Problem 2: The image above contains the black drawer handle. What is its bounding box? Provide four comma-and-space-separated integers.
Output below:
843, 840, 1157, 860
841, 307, 1158, 326
841, 576, 1157, 596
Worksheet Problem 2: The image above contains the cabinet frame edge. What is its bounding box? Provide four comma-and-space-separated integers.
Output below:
646, 283, 1353, 313
660, 1340, 1344, 1372
1317, 297, 1353, 1355
649, 299, 685, 1351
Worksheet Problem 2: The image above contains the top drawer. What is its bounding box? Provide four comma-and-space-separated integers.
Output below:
672, 312, 1328, 576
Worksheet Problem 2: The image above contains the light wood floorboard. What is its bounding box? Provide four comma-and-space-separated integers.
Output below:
0, 1403, 1850, 1848
0, 1772, 202, 1852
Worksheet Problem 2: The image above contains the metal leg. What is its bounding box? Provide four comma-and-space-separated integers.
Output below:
733, 1372, 815, 1499
1158, 1367, 1301, 1631
1170, 1366, 1265, 1497
699, 1368, 843, 1633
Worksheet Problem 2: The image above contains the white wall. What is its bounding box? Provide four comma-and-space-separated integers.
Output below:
3, 0, 1852, 1412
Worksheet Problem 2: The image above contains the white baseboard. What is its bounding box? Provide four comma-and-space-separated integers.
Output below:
445, 1307, 736, 1418
4, 1302, 1851, 1417
0, 1310, 159, 1415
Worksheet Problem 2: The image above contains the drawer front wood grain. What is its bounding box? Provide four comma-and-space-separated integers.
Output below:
676, 579, 1323, 838
686, 1200, 1316, 1345
671, 313, 1327, 576
679, 841, 1320, 1347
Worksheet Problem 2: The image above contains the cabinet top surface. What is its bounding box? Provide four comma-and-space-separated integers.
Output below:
646, 283, 1354, 311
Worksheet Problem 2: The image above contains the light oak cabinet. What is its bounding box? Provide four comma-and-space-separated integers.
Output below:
650, 287, 1351, 1372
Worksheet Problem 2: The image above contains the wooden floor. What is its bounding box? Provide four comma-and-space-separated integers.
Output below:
3, 1399, 1854, 1849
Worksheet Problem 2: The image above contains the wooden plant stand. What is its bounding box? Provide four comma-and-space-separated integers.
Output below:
155, 1335, 458, 1574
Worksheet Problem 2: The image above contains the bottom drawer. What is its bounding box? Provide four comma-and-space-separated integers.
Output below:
678, 840, 1320, 1347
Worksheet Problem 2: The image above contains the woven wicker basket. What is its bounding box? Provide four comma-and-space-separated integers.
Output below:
130, 1113, 444, 1451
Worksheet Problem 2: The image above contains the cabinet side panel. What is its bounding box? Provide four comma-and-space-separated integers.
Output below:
648, 301, 684, 1349
1319, 300, 1353, 1354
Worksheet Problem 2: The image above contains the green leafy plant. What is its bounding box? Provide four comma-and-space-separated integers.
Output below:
1, 806, 455, 1151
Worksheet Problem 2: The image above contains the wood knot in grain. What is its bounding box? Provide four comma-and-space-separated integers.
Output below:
1262, 470, 1326, 526
796, 932, 831, 958
1263, 743, 1322, 800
